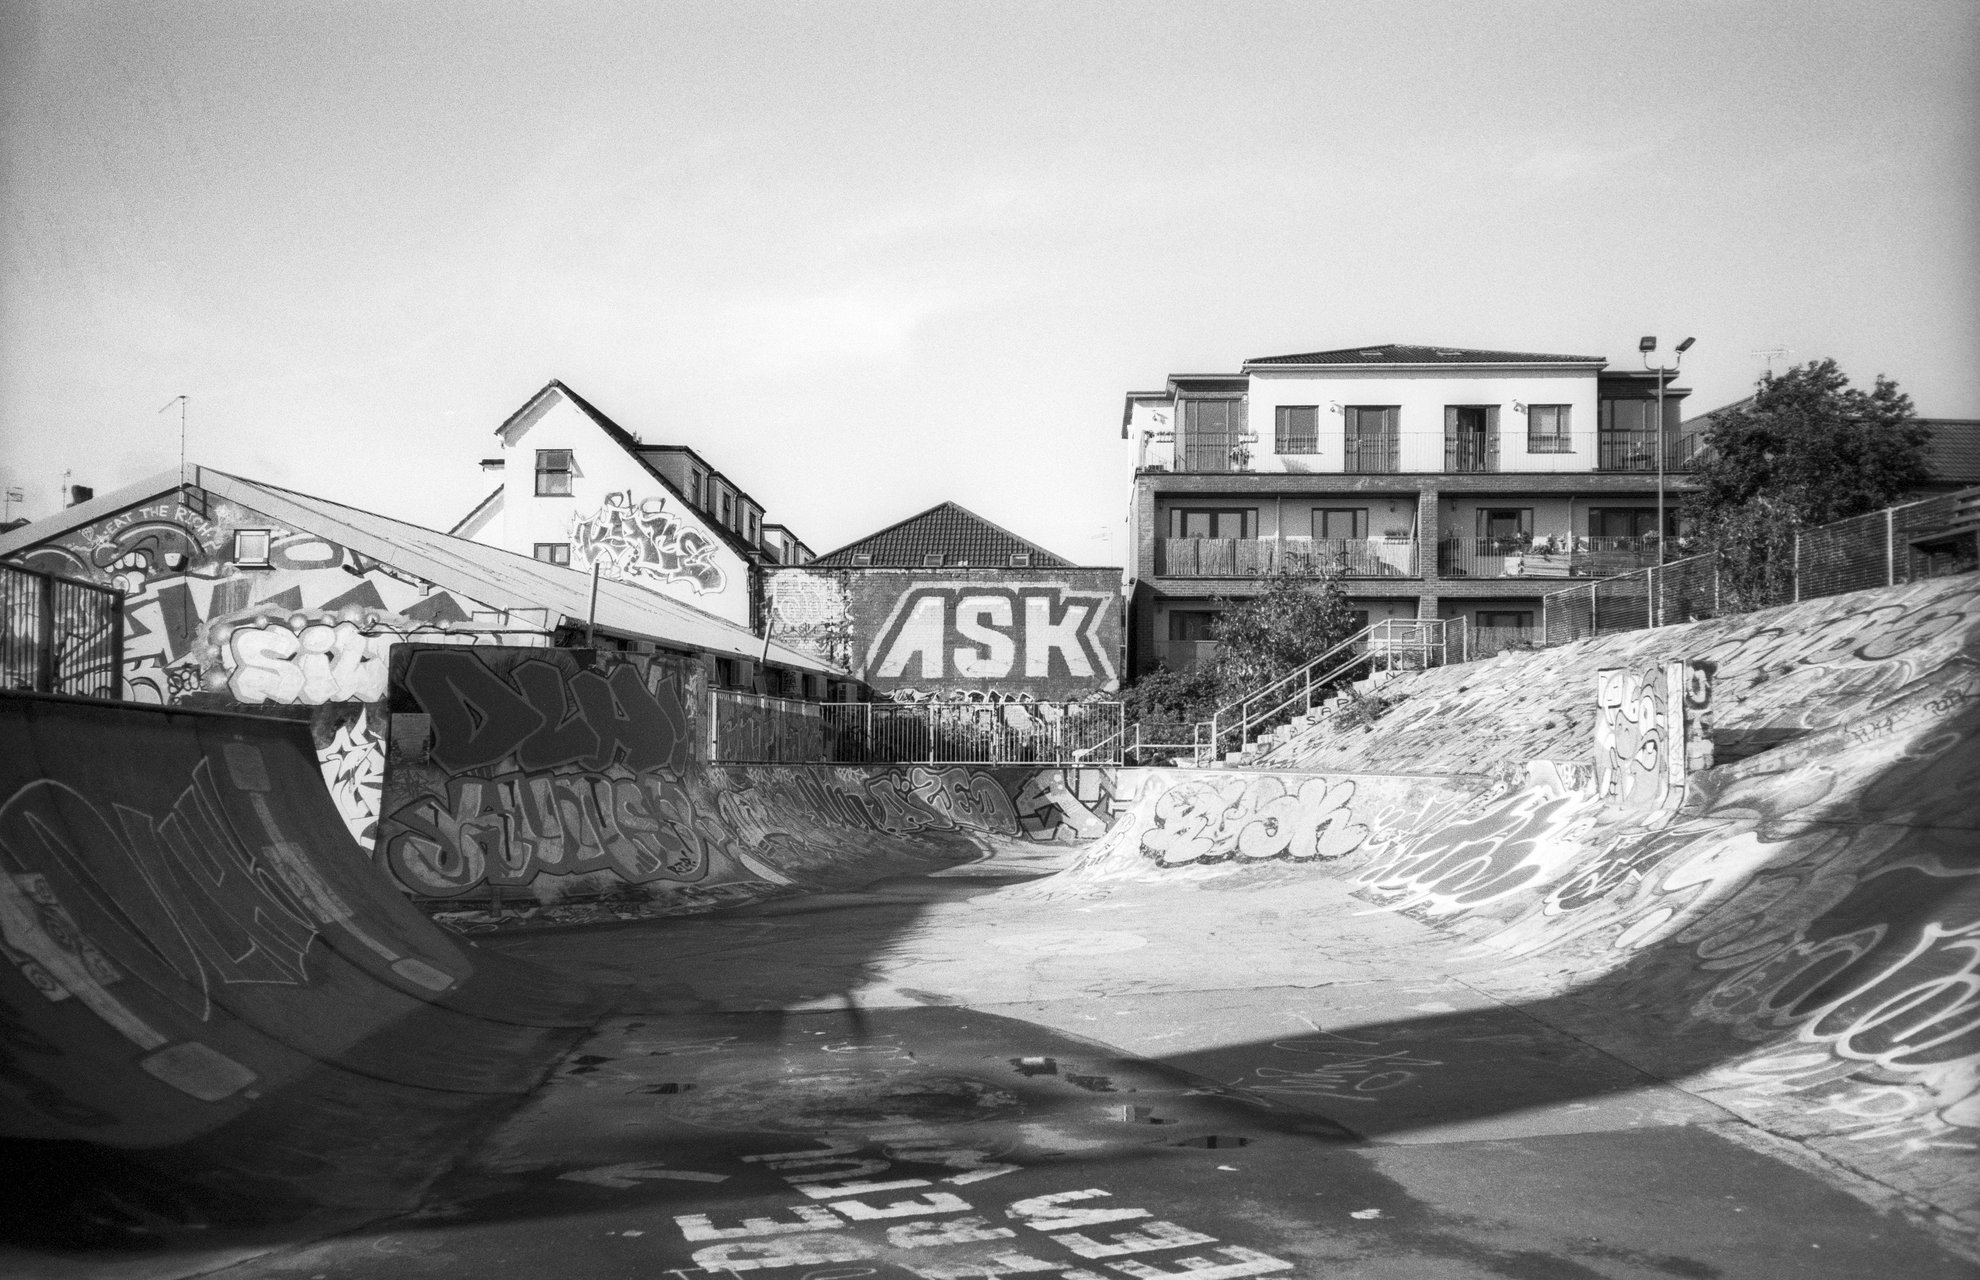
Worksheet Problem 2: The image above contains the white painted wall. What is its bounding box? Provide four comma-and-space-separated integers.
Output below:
478, 392, 752, 626
1245, 367, 1601, 474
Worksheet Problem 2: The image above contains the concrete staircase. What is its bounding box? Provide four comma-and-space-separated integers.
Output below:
1221, 668, 1404, 766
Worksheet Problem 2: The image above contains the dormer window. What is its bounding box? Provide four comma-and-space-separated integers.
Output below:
1009, 552, 1031, 567
535, 449, 574, 496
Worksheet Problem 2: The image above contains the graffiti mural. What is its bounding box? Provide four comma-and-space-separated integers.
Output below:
767, 569, 1123, 701
4, 483, 531, 851
1588, 660, 1714, 812
571, 490, 724, 595
1138, 774, 1366, 868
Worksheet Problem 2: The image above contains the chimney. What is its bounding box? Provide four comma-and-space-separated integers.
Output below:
67, 485, 93, 506
480, 458, 505, 471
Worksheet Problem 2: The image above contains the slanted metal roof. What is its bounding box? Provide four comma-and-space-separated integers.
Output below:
0, 465, 835, 672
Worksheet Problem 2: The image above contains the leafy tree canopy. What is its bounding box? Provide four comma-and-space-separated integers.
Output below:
1122, 567, 1360, 742
1686, 358, 1929, 529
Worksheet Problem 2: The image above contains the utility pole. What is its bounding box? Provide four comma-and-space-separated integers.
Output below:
1640, 336, 1696, 567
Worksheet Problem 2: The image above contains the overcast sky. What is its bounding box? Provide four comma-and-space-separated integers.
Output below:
3, 0, 1975, 562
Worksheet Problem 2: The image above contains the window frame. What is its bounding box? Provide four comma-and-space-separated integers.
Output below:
1274, 405, 1319, 455
1311, 508, 1367, 540
1343, 406, 1400, 473
1526, 403, 1573, 453
1173, 507, 1254, 540
232, 529, 272, 567
534, 449, 575, 496
533, 542, 571, 566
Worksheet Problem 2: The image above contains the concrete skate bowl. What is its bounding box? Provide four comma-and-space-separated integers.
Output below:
0, 679, 1081, 1259
1035, 573, 1980, 1235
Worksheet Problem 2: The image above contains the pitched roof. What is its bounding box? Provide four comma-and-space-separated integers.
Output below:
0, 466, 836, 672
811, 501, 1074, 568
497, 380, 767, 563
1244, 343, 1606, 368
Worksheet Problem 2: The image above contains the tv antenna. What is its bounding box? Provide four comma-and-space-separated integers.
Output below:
159, 395, 188, 483
1751, 348, 1792, 377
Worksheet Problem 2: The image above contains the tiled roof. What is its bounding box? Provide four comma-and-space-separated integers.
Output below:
812, 502, 1073, 568
1245, 343, 1606, 367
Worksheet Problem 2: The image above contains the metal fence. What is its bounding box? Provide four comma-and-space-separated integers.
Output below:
711, 691, 1125, 765
1542, 485, 1980, 644
1, 562, 124, 698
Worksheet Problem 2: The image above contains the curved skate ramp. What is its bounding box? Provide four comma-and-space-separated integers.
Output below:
0, 694, 612, 1152
1038, 575, 1980, 1229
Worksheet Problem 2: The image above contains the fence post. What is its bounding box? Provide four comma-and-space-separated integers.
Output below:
1792, 531, 1802, 603
1886, 508, 1896, 586
108, 590, 125, 699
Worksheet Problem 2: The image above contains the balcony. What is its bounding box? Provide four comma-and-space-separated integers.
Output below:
1437, 535, 1662, 579
1157, 537, 1419, 579
1597, 430, 1702, 473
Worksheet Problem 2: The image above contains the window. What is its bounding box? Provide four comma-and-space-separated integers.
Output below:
1478, 610, 1534, 630
1179, 398, 1245, 471
534, 449, 574, 496
533, 542, 572, 566
922, 552, 945, 567
1168, 611, 1218, 642
1009, 552, 1032, 567
1311, 508, 1366, 540
1175, 508, 1252, 540
852, 553, 873, 566
1275, 405, 1318, 454
690, 470, 705, 508
720, 492, 733, 526
1589, 508, 1669, 539
1526, 404, 1572, 453
1344, 407, 1399, 473
232, 530, 271, 566
747, 511, 759, 543
1477, 508, 1534, 547
1444, 406, 1499, 473
714, 657, 744, 689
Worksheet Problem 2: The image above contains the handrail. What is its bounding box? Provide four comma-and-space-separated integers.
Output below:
1192, 619, 1451, 765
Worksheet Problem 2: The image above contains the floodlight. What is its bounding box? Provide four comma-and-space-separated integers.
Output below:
1638, 335, 1657, 353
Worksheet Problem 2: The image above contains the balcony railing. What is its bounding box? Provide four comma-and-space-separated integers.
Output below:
1344, 433, 1399, 473
1438, 535, 1662, 579
1444, 432, 1498, 473
1157, 537, 1419, 578
1597, 430, 1702, 472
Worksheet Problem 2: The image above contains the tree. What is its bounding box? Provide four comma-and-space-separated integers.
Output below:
1687, 358, 1929, 528
1122, 567, 1360, 749
1683, 359, 1929, 609
1204, 565, 1361, 694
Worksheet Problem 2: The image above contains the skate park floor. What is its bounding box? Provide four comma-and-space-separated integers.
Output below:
23, 838, 1968, 1280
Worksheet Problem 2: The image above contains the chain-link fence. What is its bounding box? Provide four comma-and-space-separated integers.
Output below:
1542, 486, 1980, 644
712, 692, 1125, 765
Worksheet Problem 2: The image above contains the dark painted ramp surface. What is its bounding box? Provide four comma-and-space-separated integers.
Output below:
0, 693, 607, 1153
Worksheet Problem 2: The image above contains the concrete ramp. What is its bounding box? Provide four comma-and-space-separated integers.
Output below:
0, 693, 606, 1154
1034, 575, 1980, 1229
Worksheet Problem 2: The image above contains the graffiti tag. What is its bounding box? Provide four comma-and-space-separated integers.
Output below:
573, 491, 725, 595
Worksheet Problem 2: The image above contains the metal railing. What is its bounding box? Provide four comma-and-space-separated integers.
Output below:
1195, 619, 1450, 765
1157, 537, 1419, 578
1596, 429, 1701, 472
1, 562, 124, 698
1344, 433, 1400, 473
711, 690, 1125, 765
1438, 535, 1661, 580
1541, 485, 1980, 644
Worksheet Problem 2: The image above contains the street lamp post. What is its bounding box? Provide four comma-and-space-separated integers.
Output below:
1639, 335, 1695, 567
